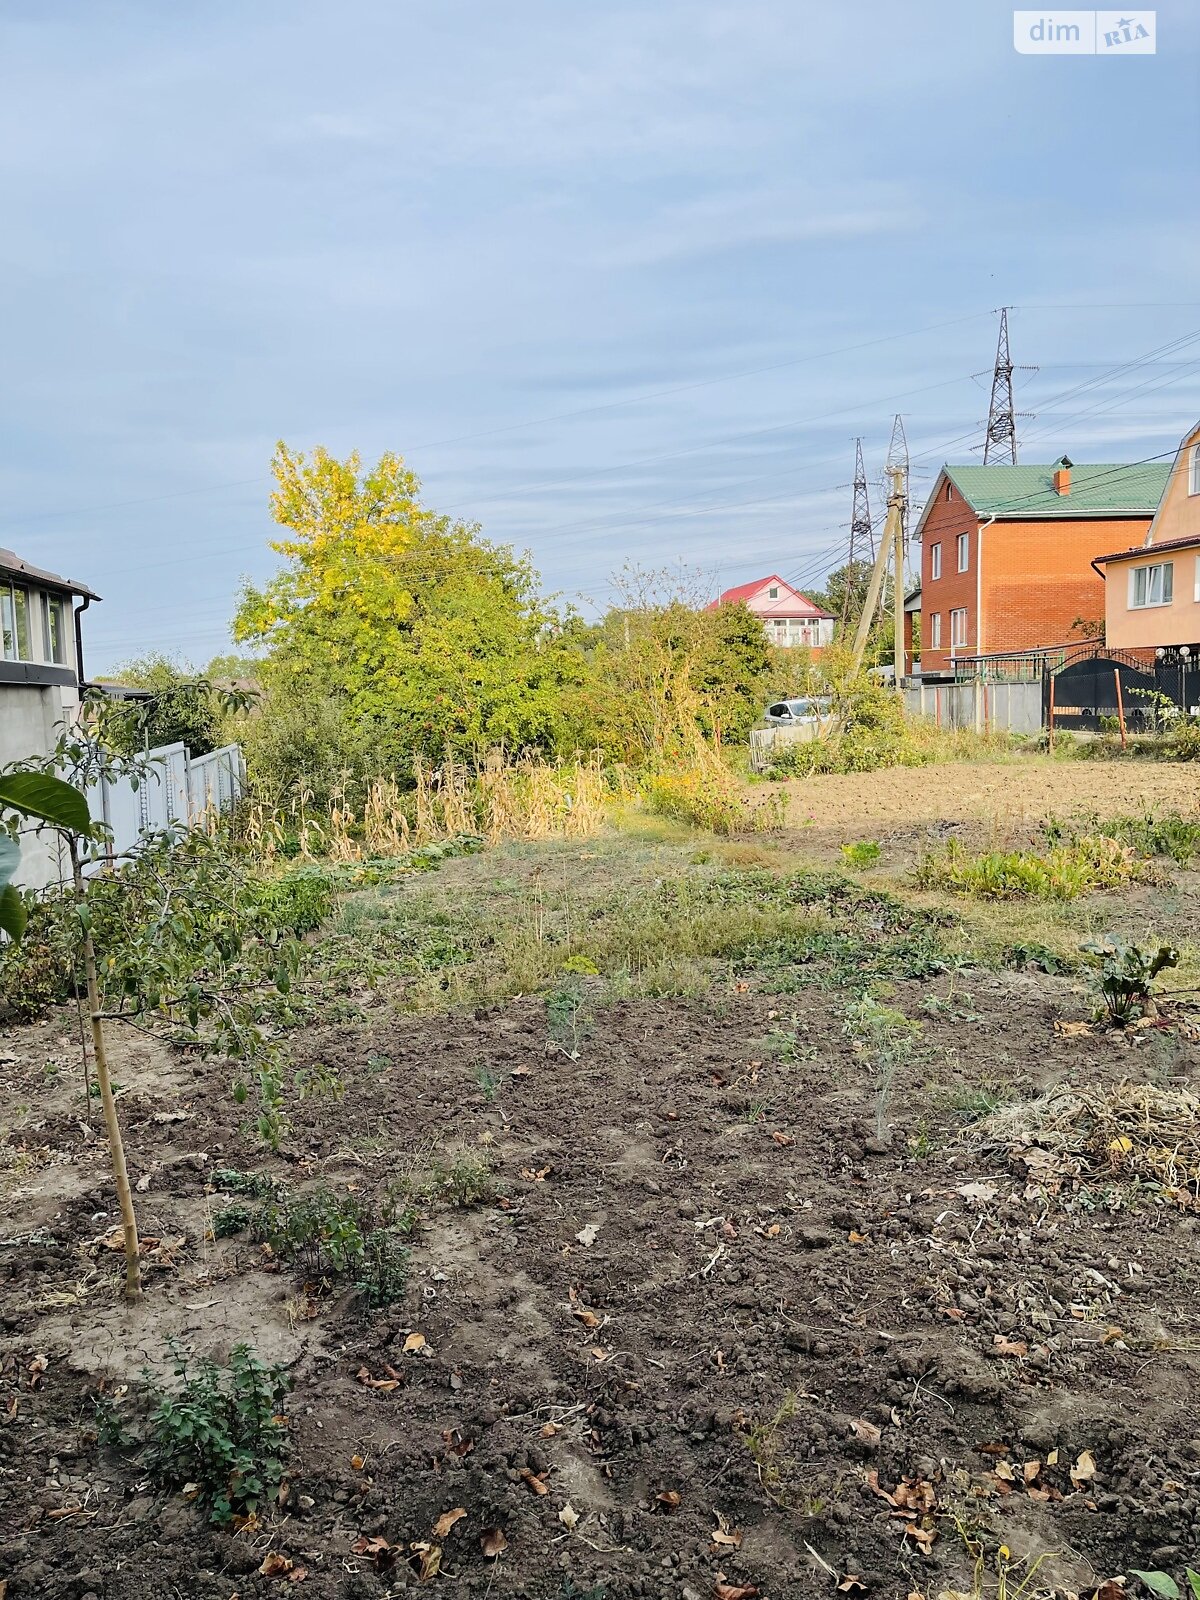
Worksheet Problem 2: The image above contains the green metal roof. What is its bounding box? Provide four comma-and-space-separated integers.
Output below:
943, 462, 1170, 518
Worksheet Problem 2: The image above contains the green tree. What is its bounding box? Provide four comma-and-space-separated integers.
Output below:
234, 444, 580, 787
103, 654, 229, 755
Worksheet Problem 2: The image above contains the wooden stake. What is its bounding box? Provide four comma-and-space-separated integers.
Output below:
1114, 667, 1127, 749
72, 846, 141, 1299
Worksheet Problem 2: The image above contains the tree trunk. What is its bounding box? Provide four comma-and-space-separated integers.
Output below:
72, 849, 141, 1299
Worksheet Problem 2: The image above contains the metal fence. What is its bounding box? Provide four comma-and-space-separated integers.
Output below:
13, 742, 245, 892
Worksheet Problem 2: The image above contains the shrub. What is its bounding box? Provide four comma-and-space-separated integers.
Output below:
645, 763, 783, 834
1080, 936, 1179, 1025
841, 839, 882, 868
214, 1181, 412, 1307
915, 836, 1156, 901
246, 864, 339, 934
142, 1341, 291, 1524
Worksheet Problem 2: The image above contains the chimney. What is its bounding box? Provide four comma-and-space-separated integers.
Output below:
1053, 455, 1073, 496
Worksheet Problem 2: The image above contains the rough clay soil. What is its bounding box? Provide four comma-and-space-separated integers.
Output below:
2, 767, 1200, 1600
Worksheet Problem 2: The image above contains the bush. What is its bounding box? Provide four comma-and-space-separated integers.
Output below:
142, 1341, 291, 1524
246, 864, 339, 935
645, 762, 784, 835
213, 1180, 413, 1307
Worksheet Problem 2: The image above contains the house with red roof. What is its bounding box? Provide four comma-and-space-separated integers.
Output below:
708, 575, 834, 651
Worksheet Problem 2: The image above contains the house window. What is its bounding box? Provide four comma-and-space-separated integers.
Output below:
1129, 562, 1174, 609
957, 532, 970, 572
930, 543, 942, 580
1190, 444, 1200, 497
950, 607, 968, 649
1, 584, 31, 661
41, 593, 69, 666
944, 482, 952, 501
767, 585, 779, 599
928, 612, 942, 649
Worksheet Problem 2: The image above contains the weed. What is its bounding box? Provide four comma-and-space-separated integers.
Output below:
91, 1391, 132, 1449
844, 995, 921, 1140
421, 1151, 500, 1208
1002, 941, 1074, 974
931, 1079, 1018, 1123
1131, 1568, 1200, 1599
840, 839, 882, 868
143, 1339, 291, 1524
473, 1059, 500, 1102
545, 974, 593, 1059
916, 836, 1156, 901
1074, 810, 1200, 865
1080, 935, 1180, 1025
215, 1182, 413, 1307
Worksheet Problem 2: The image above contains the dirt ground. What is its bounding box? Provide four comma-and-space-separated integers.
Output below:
2, 756, 1199, 1600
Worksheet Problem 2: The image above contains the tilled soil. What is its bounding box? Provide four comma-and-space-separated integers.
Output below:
1, 853, 1199, 1598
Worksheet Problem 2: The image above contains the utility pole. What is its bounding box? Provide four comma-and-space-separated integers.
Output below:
885, 416, 910, 681
983, 307, 1020, 464
851, 467, 906, 674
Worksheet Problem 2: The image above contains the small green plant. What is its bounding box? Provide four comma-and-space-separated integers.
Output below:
1080, 936, 1180, 1025
473, 1059, 500, 1103
545, 974, 593, 1059
840, 839, 882, 868
1002, 941, 1073, 974
422, 1151, 500, 1208
844, 994, 920, 1140
1131, 1571, 1200, 1600
143, 1340, 291, 1524
91, 1391, 132, 1449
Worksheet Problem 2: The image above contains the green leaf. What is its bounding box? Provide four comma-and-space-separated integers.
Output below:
0, 838, 25, 942
1133, 1574, 1181, 1600
1185, 1573, 1200, 1600
0, 771, 92, 834
0, 883, 27, 942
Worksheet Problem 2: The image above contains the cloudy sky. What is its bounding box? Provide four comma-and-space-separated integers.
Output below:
2, 0, 1198, 671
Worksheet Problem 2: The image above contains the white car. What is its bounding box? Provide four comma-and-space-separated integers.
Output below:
762, 696, 831, 727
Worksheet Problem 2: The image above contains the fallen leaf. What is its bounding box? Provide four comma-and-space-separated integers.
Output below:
850, 1418, 882, 1446
410, 1542, 441, 1582
27, 1355, 48, 1390
539, 1422, 562, 1438
259, 1552, 296, 1579
712, 1511, 743, 1550
656, 1490, 682, 1511
993, 1462, 1017, 1483
558, 1502, 580, 1530
838, 1581, 867, 1595
480, 1527, 508, 1558
1071, 1448, 1097, 1486
575, 1223, 599, 1247
715, 1582, 759, 1600
572, 1307, 603, 1330
350, 1454, 366, 1471
355, 1367, 400, 1392
1022, 1460, 1041, 1483
352, 1535, 398, 1568
511, 1064, 533, 1077
433, 1507, 466, 1538
520, 1165, 552, 1182
955, 1181, 997, 1203
441, 1427, 474, 1457
992, 1335, 1028, 1359
403, 1332, 428, 1354
848, 1230, 869, 1244
1054, 1020, 1093, 1038
976, 1442, 1009, 1456
770, 1131, 794, 1146
763, 1223, 781, 1238
904, 1524, 937, 1553
519, 1468, 549, 1496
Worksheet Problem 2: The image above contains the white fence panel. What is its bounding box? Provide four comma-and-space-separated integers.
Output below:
85, 741, 245, 874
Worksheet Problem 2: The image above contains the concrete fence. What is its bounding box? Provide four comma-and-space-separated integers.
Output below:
903, 679, 1043, 736
13, 741, 245, 892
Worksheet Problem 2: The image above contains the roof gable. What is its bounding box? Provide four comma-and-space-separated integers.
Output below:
914, 461, 1170, 539
711, 575, 832, 618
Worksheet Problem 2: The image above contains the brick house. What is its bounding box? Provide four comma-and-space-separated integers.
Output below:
914, 459, 1170, 678
708, 575, 834, 650
1093, 420, 1200, 653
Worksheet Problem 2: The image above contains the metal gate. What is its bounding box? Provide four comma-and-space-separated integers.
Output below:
1045, 653, 1157, 733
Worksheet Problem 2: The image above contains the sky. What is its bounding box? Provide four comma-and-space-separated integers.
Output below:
2, 0, 1199, 673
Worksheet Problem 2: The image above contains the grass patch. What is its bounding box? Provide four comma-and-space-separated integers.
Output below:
915, 836, 1158, 901
1050, 810, 1200, 865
